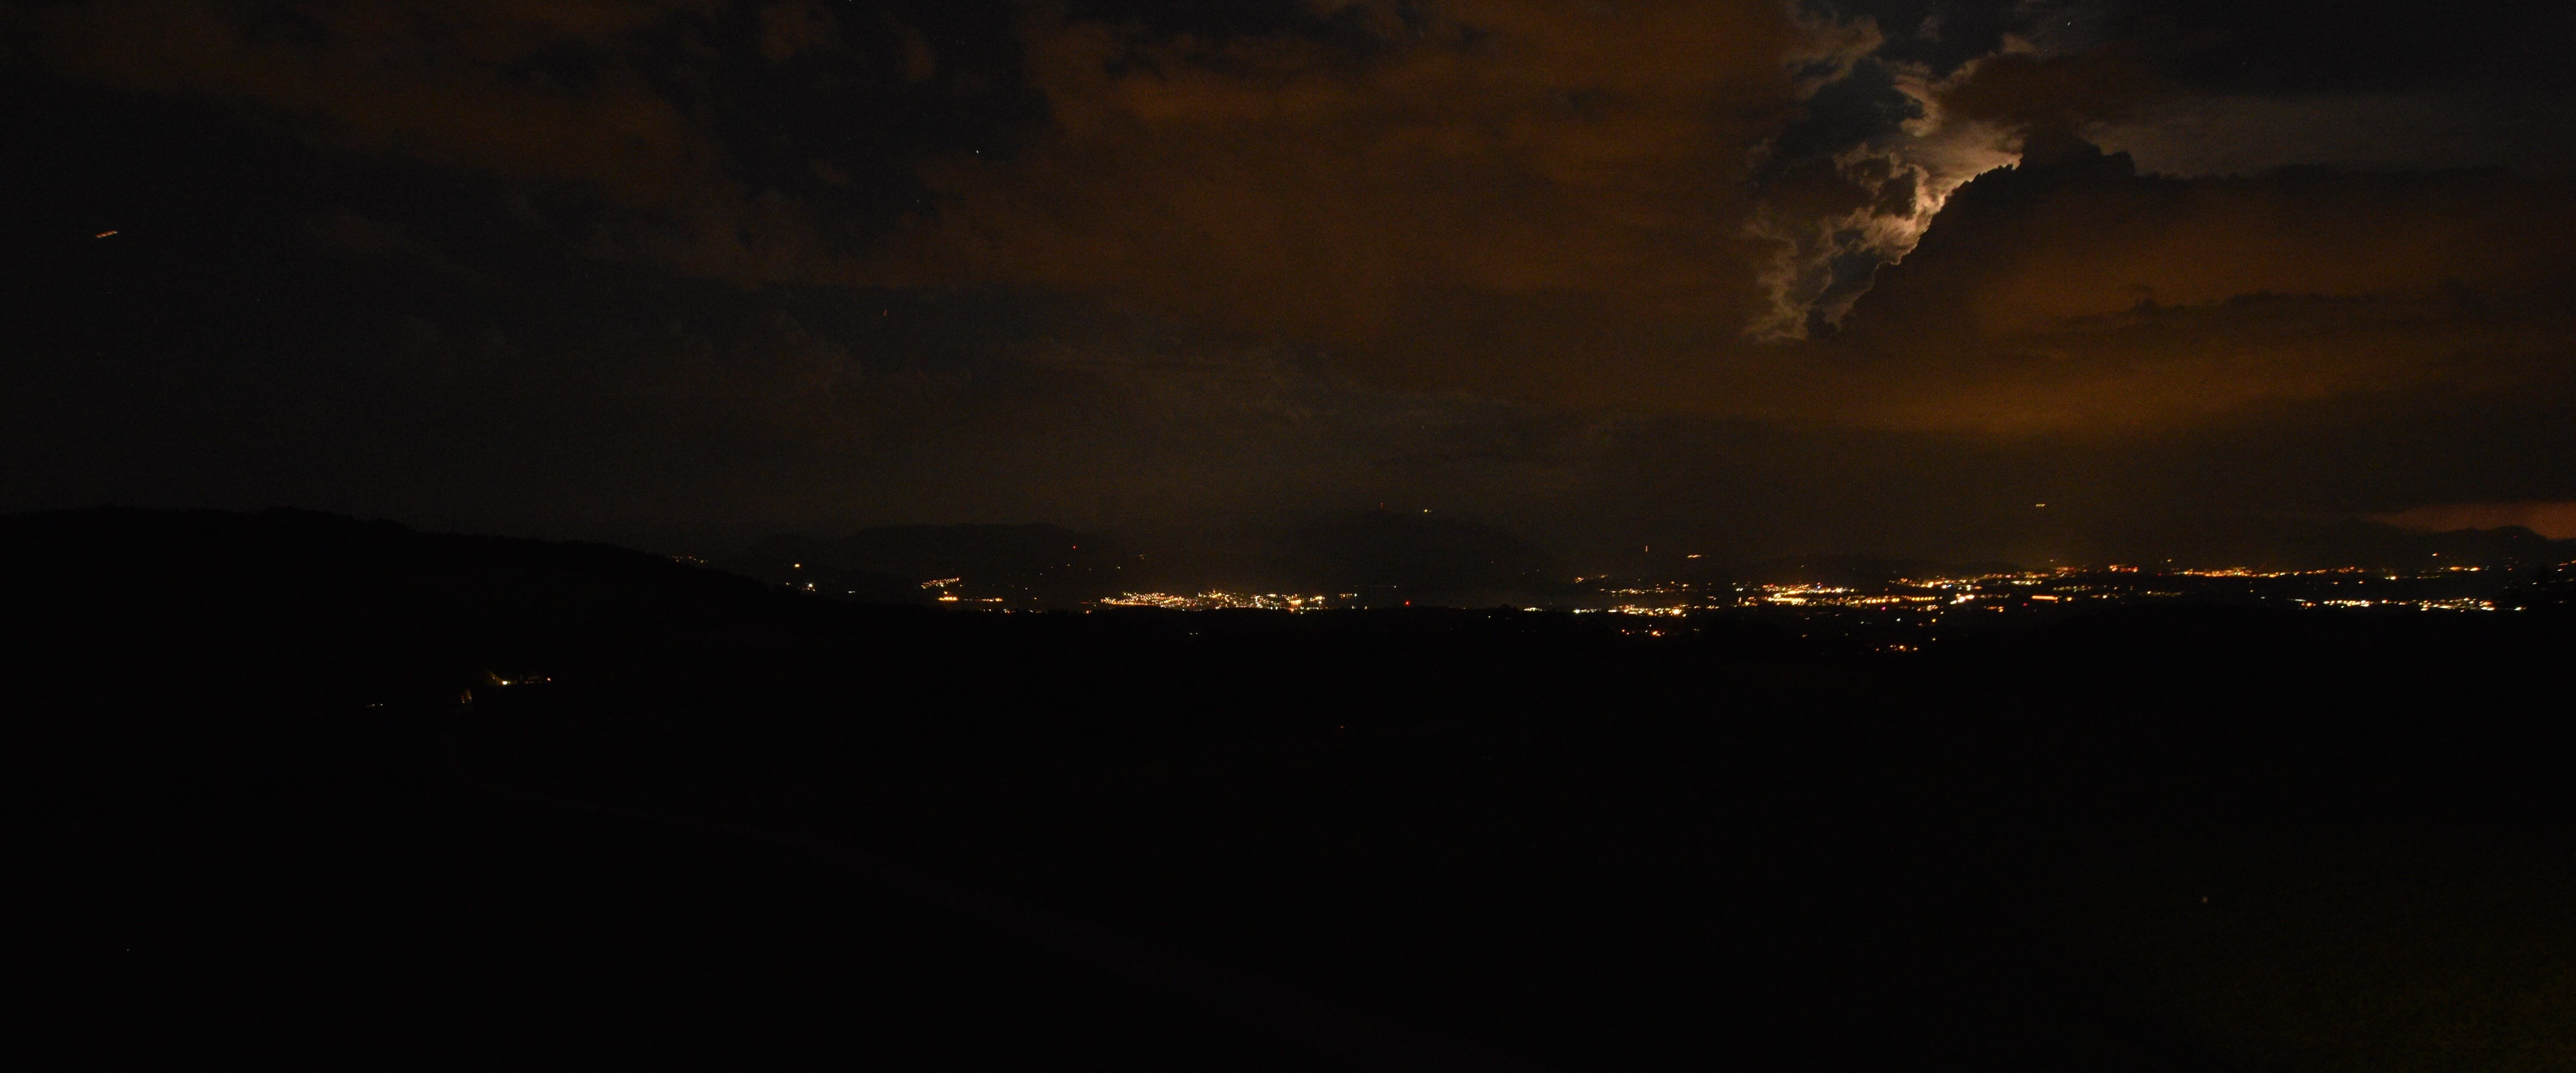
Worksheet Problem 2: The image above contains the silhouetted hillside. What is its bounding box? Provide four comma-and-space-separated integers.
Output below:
17, 507, 2576, 1071
4, 506, 834, 708
2504, 559, 2576, 608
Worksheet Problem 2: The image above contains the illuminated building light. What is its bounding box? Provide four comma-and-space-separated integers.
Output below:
1096, 591, 1339, 611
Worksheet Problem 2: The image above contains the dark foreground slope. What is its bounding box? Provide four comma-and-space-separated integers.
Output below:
14, 509, 2575, 1070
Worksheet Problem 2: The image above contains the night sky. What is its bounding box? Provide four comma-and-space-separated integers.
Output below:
8, 0, 2573, 563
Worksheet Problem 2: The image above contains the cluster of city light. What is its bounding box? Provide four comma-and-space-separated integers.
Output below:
1738, 582, 1855, 607
899, 558, 2547, 614
1096, 591, 1345, 610
2294, 597, 2496, 612
1733, 583, 1949, 609
911, 577, 1012, 603
2170, 567, 2409, 580
1893, 574, 2022, 588
1648, 562, 2534, 615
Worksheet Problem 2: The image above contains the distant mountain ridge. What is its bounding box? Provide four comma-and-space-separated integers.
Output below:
2104, 520, 2576, 573
1717, 523, 2575, 584
721, 511, 1571, 607
720, 524, 1135, 606
1731, 555, 2026, 586
1208, 511, 1568, 603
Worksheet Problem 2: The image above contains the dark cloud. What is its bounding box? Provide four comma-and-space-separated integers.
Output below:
3, 0, 2572, 564
864, 0, 1808, 392
14, 0, 1046, 279
1805, 1, 2019, 75
1937, 0, 2576, 175
1847, 143, 2576, 346
2085, 0, 2571, 97
1757, 0, 2576, 335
